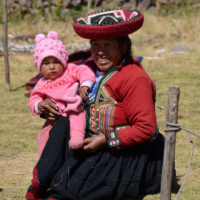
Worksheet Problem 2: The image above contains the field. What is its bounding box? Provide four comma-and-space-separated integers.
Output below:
0, 9, 200, 200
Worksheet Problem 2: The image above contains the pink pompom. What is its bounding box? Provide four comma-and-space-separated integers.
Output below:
33, 31, 68, 71
47, 31, 58, 40
35, 34, 45, 43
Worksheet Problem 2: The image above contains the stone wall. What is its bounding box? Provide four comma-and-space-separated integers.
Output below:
5, 0, 173, 17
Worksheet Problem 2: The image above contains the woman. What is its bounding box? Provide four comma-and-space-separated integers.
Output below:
26, 9, 167, 200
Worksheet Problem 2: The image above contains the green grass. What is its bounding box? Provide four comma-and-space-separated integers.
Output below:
0, 9, 200, 200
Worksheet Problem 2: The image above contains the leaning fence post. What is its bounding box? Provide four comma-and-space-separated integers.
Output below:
160, 85, 180, 200
2, 0, 10, 91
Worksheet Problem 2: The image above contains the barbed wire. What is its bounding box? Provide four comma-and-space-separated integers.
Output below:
165, 122, 200, 200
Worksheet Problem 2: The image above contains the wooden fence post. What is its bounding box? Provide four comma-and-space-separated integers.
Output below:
2, 0, 10, 91
160, 85, 180, 200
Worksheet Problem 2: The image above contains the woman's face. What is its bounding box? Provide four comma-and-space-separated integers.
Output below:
40, 56, 64, 80
91, 39, 125, 72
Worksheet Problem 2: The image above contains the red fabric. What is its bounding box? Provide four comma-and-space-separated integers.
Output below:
73, 12, 144, 40
107, 61, 157, 147
31, 166, 41, 199
25, 192, 42, 200
47, 199, 57, 200
86, 59, 157, 147
25, 191, 36, 200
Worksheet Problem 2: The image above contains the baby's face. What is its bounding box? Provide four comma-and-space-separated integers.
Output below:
41, 56, 64, 80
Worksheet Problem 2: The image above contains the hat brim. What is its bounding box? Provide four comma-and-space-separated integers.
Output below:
73, 9, 144, 40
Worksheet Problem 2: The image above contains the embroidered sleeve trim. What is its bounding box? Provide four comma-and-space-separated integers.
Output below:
149, 128, 159, 142
106, 125, 130, 150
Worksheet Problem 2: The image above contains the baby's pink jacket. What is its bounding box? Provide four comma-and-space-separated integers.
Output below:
29, 63, 95, 115
29, 63, 95, 157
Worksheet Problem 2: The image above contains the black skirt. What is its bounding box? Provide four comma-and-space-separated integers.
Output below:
26, 116, 166, 200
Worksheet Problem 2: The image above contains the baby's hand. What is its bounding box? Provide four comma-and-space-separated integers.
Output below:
80, 86, 89, 101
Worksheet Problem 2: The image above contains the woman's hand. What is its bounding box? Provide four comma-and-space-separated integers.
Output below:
83, 135, 107, 152
38, 101, 48, 113
42, 98, 61, 120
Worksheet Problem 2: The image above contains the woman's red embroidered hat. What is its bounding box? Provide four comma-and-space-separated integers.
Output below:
73, 9, 144, 40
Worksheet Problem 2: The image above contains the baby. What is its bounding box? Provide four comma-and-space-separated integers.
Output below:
28, 31, 95, 157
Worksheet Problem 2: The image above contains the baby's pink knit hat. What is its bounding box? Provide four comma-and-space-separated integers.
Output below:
33, 31, 68, 71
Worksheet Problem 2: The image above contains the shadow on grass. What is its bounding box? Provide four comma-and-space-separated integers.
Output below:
124, 195, 156, 200
124, 177, 181, 200
11, 85, 25, 91
172, 176, 181, 194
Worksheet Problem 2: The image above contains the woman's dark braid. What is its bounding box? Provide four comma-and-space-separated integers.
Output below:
114, 36, 133, 61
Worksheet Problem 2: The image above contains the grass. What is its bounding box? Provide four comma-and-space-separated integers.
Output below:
0, 9, 200, 200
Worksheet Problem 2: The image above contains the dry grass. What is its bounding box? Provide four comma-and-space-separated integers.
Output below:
0, 9, 200, 200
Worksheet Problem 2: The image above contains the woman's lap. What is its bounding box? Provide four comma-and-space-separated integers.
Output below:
26, 117, 165, 200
